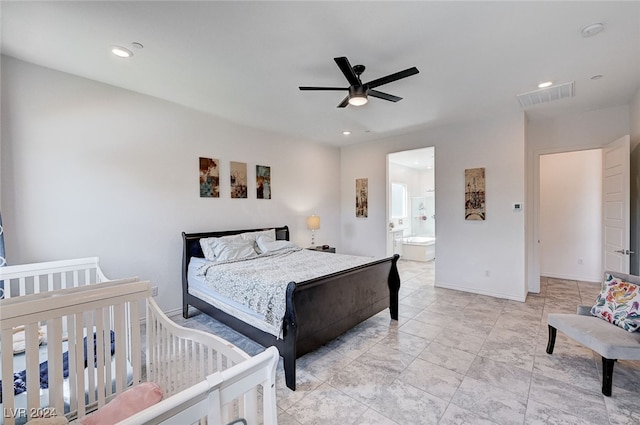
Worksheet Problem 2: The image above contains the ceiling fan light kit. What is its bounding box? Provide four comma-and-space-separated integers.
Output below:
299, 56, 419, 108
348, 86, 368, 106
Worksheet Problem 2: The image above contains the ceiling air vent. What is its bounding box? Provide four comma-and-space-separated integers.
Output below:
516, 81, 574, 108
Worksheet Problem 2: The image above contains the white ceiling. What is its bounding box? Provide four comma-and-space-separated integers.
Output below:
389, 147, 434, 170
2, 1, 639, 147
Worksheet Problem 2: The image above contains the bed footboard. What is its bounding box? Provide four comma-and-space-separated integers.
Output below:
282, 254, 400, 390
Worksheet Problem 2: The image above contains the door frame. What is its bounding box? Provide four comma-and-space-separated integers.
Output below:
531, 144, 605, 293
602, 135, 631, 274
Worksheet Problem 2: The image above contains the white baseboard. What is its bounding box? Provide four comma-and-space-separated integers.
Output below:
541, 272, 600, 283
138, 305, 199, 326
435, 281, 527, 302
165, 306, 187, 320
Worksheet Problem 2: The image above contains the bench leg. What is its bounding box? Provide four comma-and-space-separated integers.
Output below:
601, 357, 615, 396
546, 325, 557, 354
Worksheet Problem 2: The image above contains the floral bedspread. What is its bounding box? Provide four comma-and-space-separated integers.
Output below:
196, 248, 377, 336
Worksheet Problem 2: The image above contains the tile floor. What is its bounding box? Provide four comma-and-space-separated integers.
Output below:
173, 260, 640, 425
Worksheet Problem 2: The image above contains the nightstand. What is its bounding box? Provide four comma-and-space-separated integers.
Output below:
307, 246, 336, 253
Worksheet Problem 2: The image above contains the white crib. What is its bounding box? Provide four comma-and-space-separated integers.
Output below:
0, 258, 278, 425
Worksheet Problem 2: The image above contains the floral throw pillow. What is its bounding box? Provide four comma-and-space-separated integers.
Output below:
590, 273, 640, 332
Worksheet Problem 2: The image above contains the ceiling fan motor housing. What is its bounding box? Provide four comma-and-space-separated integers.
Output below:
349, 85, 368, 97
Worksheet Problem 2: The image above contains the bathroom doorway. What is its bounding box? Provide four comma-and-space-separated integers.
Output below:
387, 147, 435, 261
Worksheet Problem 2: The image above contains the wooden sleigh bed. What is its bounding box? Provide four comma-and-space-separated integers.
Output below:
182, 225, 401, 391
0, 258, 278, 425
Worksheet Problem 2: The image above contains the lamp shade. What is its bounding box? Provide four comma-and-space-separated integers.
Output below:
306, 215, 320, 230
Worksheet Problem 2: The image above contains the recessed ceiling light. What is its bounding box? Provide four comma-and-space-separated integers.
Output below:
538, 81, 553, 88
581, 23, 604, 38
111, 46, 133, 58
342, 131, 351, 135
131, 42, 144, 50
591, 74, 603, 80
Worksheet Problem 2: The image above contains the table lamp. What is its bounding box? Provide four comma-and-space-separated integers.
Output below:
306, 215, 320, 247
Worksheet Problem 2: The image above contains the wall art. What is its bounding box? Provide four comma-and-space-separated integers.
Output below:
256, 165, 271, 199
356, 178, 368, 218
199, 157, 220, 198
230, 161, 248, 198
465, 167, 485, 220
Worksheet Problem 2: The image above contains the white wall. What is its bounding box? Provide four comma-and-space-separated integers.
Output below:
1, 57, 341, 315
414, 168, 435, 238
539, 150, 602, 281
341, 113, 527, 301
388, 163, 414, 236
526, 105, 631, 291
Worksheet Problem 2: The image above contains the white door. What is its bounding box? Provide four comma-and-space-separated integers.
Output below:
602, 135, 631, 274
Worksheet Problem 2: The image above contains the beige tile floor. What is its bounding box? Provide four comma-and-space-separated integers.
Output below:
175, 260, 640, 425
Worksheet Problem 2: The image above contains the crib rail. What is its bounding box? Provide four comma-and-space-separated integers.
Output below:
0, 279, 147, 425
117, 346, 279, 425
0, 257, 108, 299
145, 298, 261, 423
1, 258, 271, 424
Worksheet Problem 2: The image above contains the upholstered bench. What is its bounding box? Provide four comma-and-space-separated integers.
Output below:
546, 271, 640, 396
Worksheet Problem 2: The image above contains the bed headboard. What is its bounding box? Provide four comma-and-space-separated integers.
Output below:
182, 225, 289, 261
181, 226, 289, 317
181, 225, 289, 277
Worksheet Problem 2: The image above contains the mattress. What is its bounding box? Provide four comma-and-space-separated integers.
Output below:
188, 257, 276, 336
188, 249, 379, 337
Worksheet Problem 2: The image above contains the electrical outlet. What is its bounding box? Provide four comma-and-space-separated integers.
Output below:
485, 270, 491, 277
151, 286, 158, 297
578, 258, 583, 265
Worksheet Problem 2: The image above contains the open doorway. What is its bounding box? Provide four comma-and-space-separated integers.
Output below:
387, 147, 435, 262
539, 149, 602, 282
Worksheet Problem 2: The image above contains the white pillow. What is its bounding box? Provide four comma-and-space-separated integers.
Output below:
211, 238, 257, 261
200, 234, 243, 261
12, 325, 46, 354
240, 229, 276, 254
256, 234, 298, 253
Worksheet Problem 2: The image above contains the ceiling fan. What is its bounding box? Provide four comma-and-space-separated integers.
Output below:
299, 56, 419, 108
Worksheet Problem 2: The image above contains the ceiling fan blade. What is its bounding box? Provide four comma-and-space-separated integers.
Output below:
334, 57, 360, 86
299, 86, 348, 91
337, 95, 350, 108
365, 67, 419, 89
369, 90, 402, 102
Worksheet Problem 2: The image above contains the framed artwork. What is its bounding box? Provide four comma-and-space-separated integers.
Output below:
465, 167, 485, 220
256, 165, 271, 199
199, 157, 219, 198
356, 178, 368, 218
230, 161, 248, 199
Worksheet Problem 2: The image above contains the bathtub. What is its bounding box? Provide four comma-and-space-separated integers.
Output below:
402, 236, 436, 262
